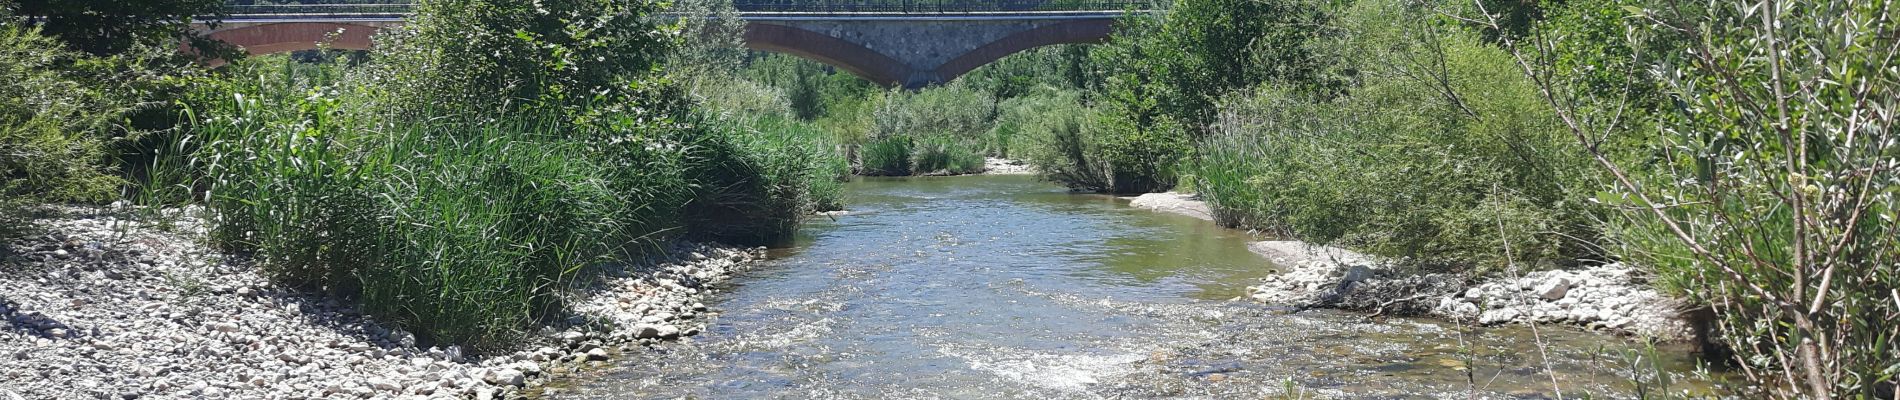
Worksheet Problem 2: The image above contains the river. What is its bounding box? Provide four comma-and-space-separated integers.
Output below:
552, 175, 1714, 399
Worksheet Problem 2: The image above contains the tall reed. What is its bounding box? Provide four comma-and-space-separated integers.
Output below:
172, 55, 843, 347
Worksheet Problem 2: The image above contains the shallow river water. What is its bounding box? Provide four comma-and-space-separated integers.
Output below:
555, 175, 1716, 399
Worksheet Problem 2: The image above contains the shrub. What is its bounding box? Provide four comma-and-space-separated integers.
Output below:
1011, 95, 1180, 192
186, 79, 663, 346
354, 0, 675, 119
0, 26, 124, 208
988, 87, 1078, 159
870, 85, 994, 141
680, 114, 847, 244
687, 76, 794, 119
1022, 105, 1111, 191
165, 0, 843, 347
1186, 0, 1595, 273
910, 135, 984, 175
848, 84, 997, 177
0, 24, 171, 241
1090, 0, 1337, 137
1519, 0, 1900, 394
181, 67, 852, 346
859, 136, 913, 176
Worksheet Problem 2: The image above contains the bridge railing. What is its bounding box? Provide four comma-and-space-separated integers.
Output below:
223, 1, 1152, 15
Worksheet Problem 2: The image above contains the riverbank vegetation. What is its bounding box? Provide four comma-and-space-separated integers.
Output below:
3, 0, 1893, 394
1056, 0, 1895, 395
715, 0, 1898, 394
4, 0, 846, 349
1, 0, 222, 243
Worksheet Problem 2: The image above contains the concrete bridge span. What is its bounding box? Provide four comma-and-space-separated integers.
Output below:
202, 11, 1125, 87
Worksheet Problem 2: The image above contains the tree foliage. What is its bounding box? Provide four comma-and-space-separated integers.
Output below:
1495, 0, 1900, 394
6, 0, 231, 57
357, 0, 677, 119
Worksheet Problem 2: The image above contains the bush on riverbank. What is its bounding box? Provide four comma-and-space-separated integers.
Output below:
177, 54, 843, 347
153, 0, 844, 347
1, 26, 120, 240
856, 85, 993, 175
859, 136, 913, 176
1015, 96, 1115, 191
1188, 0, 1596, 273
1517, 0, 1900, 394
0, 22, 212, 241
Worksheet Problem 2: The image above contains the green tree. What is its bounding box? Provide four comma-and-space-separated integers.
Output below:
359, 0, 678, 118
1097, 0, 1335, 135
1497, 0, 1900, 395
7, 0, 230, 57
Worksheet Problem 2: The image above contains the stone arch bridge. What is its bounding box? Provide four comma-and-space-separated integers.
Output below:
202, 4, 1137, 88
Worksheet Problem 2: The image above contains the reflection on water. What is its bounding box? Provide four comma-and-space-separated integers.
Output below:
556, 175, 1717, 399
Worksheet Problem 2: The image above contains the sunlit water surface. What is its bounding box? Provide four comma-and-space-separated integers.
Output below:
553, 175, 1717, 399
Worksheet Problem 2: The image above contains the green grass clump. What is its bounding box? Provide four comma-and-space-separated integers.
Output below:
910, 135, 985, 175
681, 114, 849, 244
844, 83, 993, 176
187, 85, 668, 345
173, 54, 843, 348
859, 136, 913, 176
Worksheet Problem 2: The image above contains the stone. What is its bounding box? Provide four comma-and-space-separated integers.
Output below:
513, 361, 542, 376
585, 348, 609, 361
1479, 308, 1520, 325
1535, 277, 1572, 301
1339, 265, 1376, 284
483, 368, 524, 387
365, 377, 400, 391
633, 324, 664, 339
388, 330, 416, 347
558, 331, 588, 346
444, 345, 466, 363
531, 346, 559, 362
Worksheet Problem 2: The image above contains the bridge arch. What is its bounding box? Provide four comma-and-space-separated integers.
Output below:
741, 23, 914, 87
932, 19, 1113, 85
742, 19, 1114, 88
200, 14, 1126, 88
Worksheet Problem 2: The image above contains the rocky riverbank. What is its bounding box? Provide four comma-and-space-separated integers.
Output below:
1126, 192, 1213, 221
982, 157, 1035, 175
1126, 192, 1690, 340
1244, 242, 1689, 339
1, 206, 761, 399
